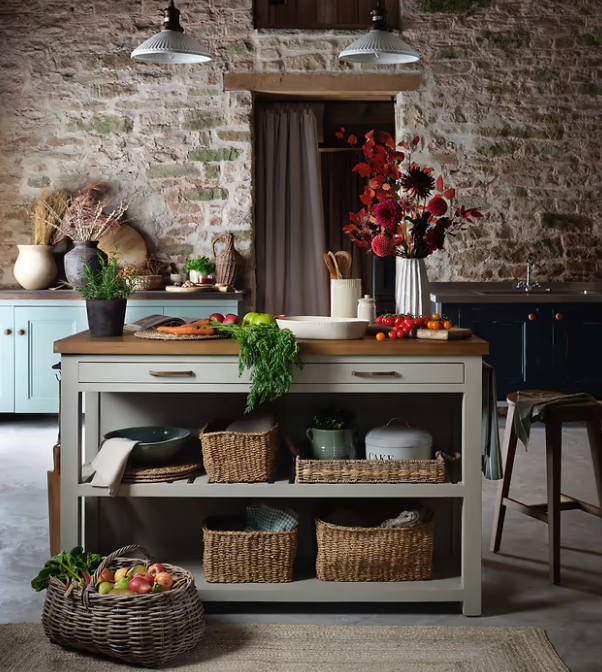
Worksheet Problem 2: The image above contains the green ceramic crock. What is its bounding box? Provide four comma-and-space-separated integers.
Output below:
306, 427, 356, 460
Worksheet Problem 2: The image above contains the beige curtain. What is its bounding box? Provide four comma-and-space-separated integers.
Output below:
255, 106, 329, 316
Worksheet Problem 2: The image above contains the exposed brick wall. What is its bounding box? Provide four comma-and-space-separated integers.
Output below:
1, 0, 601, 288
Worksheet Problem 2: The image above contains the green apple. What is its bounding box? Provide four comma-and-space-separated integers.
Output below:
242, 312, 258, 325
250, 313, 275, 326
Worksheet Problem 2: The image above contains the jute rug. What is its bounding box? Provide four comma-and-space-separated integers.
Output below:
0, 623, 568, 671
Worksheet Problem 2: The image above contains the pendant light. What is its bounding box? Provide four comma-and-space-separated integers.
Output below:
339, 0, 419, 65
131, 0, 212, 64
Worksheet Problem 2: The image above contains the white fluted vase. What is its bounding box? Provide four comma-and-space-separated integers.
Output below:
395, 257, 430, 316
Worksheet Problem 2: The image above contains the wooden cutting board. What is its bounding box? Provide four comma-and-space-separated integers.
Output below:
415, 327, 472, 340
98, 224, 147, 268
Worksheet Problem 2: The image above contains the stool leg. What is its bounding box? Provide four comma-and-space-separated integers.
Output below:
586, 414, 602, 524
491, 403, 518, 553
545, 418, 562, 585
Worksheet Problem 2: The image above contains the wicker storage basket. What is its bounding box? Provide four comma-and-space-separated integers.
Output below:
41, 545, 205, 667
200, 423, 278, 483
315, 517, 434, 582
296, 453, 449, 484
203, 520, 298, 583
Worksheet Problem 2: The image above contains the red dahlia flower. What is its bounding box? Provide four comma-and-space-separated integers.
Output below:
401, 164, 436, 199
375, 199, 404, 232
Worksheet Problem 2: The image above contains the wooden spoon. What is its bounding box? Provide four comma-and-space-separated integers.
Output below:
328, 251, 342, 279
334, 251, 352, 279
323, 253, 337, 280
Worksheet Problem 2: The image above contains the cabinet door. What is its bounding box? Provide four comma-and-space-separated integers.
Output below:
15, 307, 86, 413
0, 307, 15, 413
554, 303, 602, 397
452, 303, 552, 400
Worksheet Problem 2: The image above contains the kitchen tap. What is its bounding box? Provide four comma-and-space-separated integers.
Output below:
515, 257, 541, 291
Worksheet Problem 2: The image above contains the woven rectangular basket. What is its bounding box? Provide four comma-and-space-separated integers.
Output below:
315, 517, 434, 582
200, 423, 278, 483
203, 520, 298, 583
296, 453, 450, 484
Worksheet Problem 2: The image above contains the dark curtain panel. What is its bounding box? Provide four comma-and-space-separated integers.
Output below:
321, 149, 372, 296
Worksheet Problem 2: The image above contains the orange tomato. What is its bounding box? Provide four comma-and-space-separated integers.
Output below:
375, 332, 385, 341
442, 320, 452, 330
431, 312, 441, 321
428, 320, 442, 330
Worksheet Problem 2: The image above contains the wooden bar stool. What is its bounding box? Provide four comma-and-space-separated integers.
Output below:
491, 391, 602, 584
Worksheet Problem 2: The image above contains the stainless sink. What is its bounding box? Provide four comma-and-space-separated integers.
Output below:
473, 288, 602, 296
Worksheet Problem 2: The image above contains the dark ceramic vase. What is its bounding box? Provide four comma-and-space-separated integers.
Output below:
86, 299, 127, 337
65, 241, 107, 289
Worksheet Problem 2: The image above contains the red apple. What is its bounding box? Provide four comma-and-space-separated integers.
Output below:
223, 314, 241, 325
128, 578, 152, 594
154, 572, 174, 590
131, 571, 154, 586
148, 563, 166, 577
209, 313, 224, 323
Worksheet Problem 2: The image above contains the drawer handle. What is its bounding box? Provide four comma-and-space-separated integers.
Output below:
352, 371, 400, 378
149, 370, 195, 377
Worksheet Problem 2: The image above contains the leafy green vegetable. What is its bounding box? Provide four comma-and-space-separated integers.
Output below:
31, 546, 102, 592
77, 247, 138, 301
215, 322, 303, 413
184, 256, 215, 274
312, 409, 351, 430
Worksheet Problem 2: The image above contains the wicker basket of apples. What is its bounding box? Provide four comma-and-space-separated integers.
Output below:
41, 544, 204, 667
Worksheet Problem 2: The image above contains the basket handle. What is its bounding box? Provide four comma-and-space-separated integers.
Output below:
212, 233, 233, 258
283, 434, 301, 458
90, 544, 153, 586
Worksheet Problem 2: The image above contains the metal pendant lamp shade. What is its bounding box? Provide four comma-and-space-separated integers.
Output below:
339, 1, 419, 65
131, 0, 212, 64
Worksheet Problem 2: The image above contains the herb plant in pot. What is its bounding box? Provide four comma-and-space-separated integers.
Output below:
78, 249, 138, 337
306, 409, 356, 460
184, 256, 215, 285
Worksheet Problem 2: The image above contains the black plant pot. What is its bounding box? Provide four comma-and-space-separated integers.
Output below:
65, 241, 107, 289
86, 299, 127, 337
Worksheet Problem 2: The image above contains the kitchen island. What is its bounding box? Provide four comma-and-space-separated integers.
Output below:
54, 331, 488, 615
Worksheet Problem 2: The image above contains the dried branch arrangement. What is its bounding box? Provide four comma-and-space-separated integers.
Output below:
41, 181, 128, 243
32, 189, 70, 246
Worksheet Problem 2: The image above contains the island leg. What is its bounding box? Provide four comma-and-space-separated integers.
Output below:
462, 356, 482, 616
60, 356, 82, 551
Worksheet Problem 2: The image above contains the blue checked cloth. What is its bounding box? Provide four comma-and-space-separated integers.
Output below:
244, 503, 299, 532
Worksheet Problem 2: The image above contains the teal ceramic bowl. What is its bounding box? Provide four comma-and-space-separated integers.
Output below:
103, 426, 190, 466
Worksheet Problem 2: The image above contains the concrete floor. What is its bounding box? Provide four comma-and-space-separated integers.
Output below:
1, 416, 601, 671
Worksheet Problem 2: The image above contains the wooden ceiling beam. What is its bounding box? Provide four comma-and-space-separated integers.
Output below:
224, 73, 421, 101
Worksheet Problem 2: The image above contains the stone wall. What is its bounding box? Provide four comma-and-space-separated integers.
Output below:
1, 0, 601, 289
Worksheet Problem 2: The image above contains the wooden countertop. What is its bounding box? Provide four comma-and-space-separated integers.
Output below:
54, 331, 489, 356
0, 289, 245, 301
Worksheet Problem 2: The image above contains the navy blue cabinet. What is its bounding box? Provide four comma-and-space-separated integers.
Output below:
441, 302, 602, 400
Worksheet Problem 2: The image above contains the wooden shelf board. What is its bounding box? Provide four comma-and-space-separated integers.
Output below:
78, 473, 465, 498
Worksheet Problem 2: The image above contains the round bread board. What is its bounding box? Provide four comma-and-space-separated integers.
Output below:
134, 329, 227, 341
165, 285, 215, 293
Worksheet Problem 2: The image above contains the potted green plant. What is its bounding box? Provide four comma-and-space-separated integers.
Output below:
306, 409, 356, 460
78, 249, 138, 337
184, 256, 215, 285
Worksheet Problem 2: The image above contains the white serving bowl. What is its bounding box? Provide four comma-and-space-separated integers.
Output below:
276, 316, 369, 340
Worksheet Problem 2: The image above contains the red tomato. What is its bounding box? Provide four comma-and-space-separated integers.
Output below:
396, 329, 405, 339
403, 318, 414, 328
394, 316, 403, 326
414, 317, 424, 328
423, 315, 430, 322
384, 316, 395, 327
376, 316, 383, 324
388, 330, 397, 339
402, 325, 412, 335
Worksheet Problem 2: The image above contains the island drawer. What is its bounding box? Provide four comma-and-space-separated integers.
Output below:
294, 362, 464, 385
78, 362, 248, 384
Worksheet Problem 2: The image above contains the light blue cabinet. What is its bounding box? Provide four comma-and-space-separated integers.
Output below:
0, 307, 15, 412
14, 307, 86, 413
0, 296, 243, 413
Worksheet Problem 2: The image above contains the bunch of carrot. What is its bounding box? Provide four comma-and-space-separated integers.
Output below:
157, 319, 215, 336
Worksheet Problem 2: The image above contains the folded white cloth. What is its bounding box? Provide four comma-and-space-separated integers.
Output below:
91, 438, 139, 496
